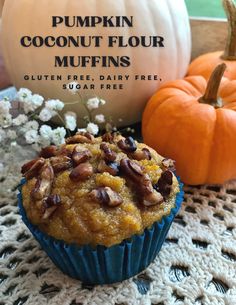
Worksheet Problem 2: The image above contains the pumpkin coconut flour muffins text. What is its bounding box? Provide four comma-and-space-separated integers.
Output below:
18, 132, 183, 284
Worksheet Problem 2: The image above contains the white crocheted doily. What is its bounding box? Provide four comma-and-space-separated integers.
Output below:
0, 145, 236, 305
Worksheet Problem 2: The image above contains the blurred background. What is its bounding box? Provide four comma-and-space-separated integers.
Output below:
186, 0, 225, 18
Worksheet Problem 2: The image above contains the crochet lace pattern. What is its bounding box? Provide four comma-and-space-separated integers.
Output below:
0, 147, 236, 305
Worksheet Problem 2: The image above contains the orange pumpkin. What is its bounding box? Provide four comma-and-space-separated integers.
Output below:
142, 63, 236, 185
188, 0, 236, 80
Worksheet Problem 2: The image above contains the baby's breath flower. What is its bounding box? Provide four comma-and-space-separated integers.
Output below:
22, 94, 44, 114
39, 108, 56, 122
16, 88, 39, 113
31, 94, 44, 107
65, 111, 77, 131
51, 127, 66, 146
38, 136, 51, 148
17, 88, 32, 103
24, 120, 39, 131
87, 97, 100, 111
0, 99, 11, 115
20, 120, 39, 134
22, 103, 32, 114
12, 114, 28, 126
95, 114, 105, 124
0, 128, 6, 142
0, 113, 12, 128
10, 141, 17, 147
67, 82, 79, 94
46, 99, 64, 111
7, 130, 17, 140
25, 130, 39, 144
39, 125, 52, 140
87, 122, 99, 135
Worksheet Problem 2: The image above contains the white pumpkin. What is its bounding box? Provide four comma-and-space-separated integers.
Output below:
1, 0, 191, 126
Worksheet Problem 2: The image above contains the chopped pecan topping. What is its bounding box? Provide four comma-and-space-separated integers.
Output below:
90, 187, 123, 207
143, 191, 163, 206
69, 163, 94, 182
120, 159, 143, 182
155, 170, 173, 199
31, 162, 54, 201
72, 146, 92, 166
161, 159, 176, 171
66, 132, 94, 144
98, 160, 119, 176
90, 188, 109, 204
100, 143, 116, 162
117, 136, 137, 153
59, 147, 73, 157
120, 158, 163, 206
22, 158, 45, 180
51, 156, 72, 173
102, 132, 115, 143
39, 145, 72, 158
39, 146, 58, 158
42, 194, 61, 219
130, 148, 152, 161
44, 194, 61, 208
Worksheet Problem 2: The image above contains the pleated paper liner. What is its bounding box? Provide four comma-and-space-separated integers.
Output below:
18, 178, 184, 285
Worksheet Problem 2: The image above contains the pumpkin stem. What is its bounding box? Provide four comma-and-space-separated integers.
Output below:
199, 63, 226, 108
221, 0, 236, 60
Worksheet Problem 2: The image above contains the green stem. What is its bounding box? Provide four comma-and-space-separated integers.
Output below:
199, 63, 226, 108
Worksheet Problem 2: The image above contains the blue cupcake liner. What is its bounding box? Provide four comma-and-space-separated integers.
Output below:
18, 178, 184, 285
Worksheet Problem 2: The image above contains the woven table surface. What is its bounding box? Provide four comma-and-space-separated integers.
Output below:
0, 142, 236, 305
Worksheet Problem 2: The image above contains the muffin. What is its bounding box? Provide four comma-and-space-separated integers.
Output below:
18, 132, 183, 284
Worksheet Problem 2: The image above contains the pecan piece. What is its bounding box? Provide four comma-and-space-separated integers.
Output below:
155, 170, 173, 199
39, 145, 72, 158
161, 158, 176, 171
42, 194, 61, 220
118, 136, 137, 153
143, 191, 163, 207
66, 132, 94, 144
120, 159, 143, 182
51, 156, 72, 173
39, 146, 58, 158
69, 163, 94, 182
22, 158, 45, 180
100, 143, 116, 162
44, 194, 61, 207
59, 147, 73, 157
90, 187, 123, 207
120, 158, 162, 206
98, 160, 119, 176
31, 162, 54, 201
130, 148, 152, 161
102, 132, 115, 143
72, 146, 92, 166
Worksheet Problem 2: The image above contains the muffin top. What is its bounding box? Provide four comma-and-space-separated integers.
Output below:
21, 132, 179, 247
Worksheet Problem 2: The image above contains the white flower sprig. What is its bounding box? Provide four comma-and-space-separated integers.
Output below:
0, 86, 111, 152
